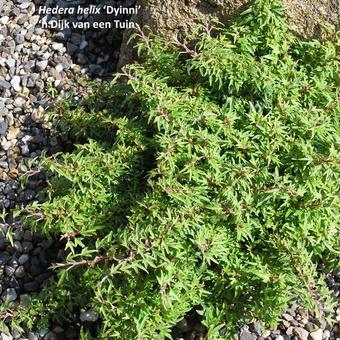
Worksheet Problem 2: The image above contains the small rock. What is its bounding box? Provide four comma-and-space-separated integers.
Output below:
0, 121, 8, 135
49, 68, 62, 80
77, 53, 88, 65
1, 288, 17, 302
18, 254, 29, 265
315, 318, 327, 329
262, 330, 271, 338
14, 229, 24, 241
55, 64, 64, 73
7, 127, 20, 140
52, 326, 64, 334
15, 34, 25, 44
334, 323, 340, 337
22, 241, 33, 253
28, 332, 38, 340
5, 265, 15, 277
6, 59, 15, 68
1, 333, 14, 340
79, 40, 88, 49
293, 327, 309, 340
249, 322, 261, 336
27, 73, 40, 87
298, 308, 309, 320
0, 252, 10, 266
10, 76, 21, 92
36, 60, 48, 71
30, 15, 40, 26
240, 329, 256, 340
0, 80, 11, 90
52, 42, 64, 51
305, 322, 319, 332
18, 2, 31, 9
66, 42, 78, 54
15, 266, 25, 278
24, 230, 33, 241
20, 294, 30, 305
310, 329, 323, 340
286, 326, 294, 336
322, 330, 330, 339
44, 332, 57, 340
14, 96, 26, 108
38, 330, 48, 338
300, 318, 309, 325
275, 336, 284, 340
0, 16, 9, 25
31, 107, 44, 123
79, 309, 99, 322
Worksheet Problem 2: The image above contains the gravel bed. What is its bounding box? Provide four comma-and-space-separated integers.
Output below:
171, 279, 340, 339
0, 0, 339, 339
0, 0, 134, 338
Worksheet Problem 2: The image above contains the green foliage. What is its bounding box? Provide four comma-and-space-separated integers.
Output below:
9, 0, 339, 337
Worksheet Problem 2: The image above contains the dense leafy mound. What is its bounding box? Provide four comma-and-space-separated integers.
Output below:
5, 0, 339, 337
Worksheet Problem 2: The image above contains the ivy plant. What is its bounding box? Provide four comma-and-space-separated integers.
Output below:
3, 0, 339, 338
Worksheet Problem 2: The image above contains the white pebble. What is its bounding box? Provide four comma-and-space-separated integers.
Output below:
6, 59, 15, 68
10, 76, 21, 92
310, 329, 323, 340
55, 64, 64, 73
0, 16, 9, 25
52, 42, 64, 51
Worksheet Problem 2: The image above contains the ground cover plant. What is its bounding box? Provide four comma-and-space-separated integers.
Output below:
2, 0, 339, 338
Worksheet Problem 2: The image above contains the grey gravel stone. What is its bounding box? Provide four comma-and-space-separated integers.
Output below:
14, 97, 26, 108
5, 266, 15, 277
19, 294, 30, 305
66, 42, 78, 54
35, 60, 48, 71
28, 332, 38, 340
79, 309, 99, 322
22, 241, 33, 253
282, 313, 294, 322
240, 329, 257, 340
1, 333, 14, 340
293, 327, 309, 340
27, 73, 39, 87
14, 266, 25, 278
18, 254, 29, 265
44, 332, 58, 340
38, 330, 48, 338
1, 288, 17, 302
0, 252, 10, 265
0, 80, 11, 90
0, 121, 8, 135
